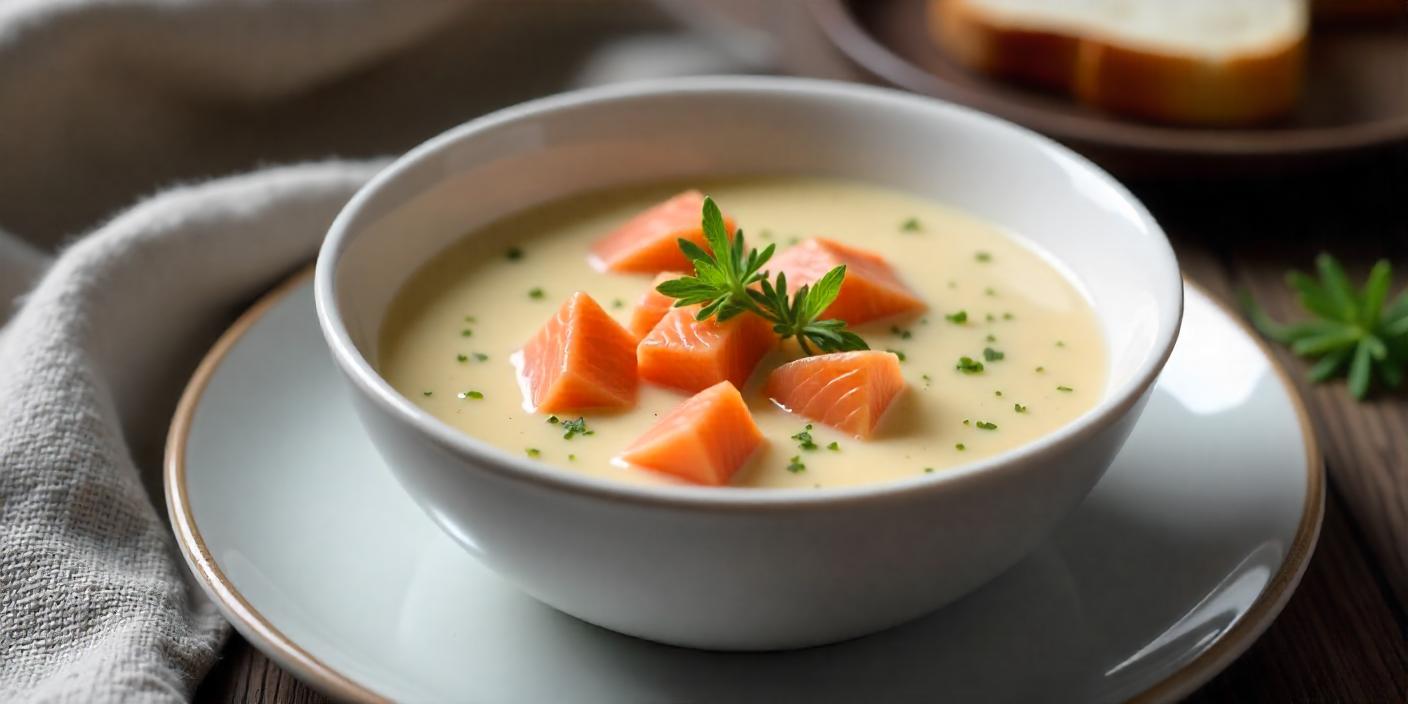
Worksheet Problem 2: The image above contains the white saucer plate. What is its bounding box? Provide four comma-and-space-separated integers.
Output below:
167, 270, 1321, 704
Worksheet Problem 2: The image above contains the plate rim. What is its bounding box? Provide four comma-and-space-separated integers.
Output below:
164, 264, 1324, 704
806, 0, 1408, 158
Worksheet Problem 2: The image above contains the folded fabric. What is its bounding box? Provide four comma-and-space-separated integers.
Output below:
0, 161, 382, 702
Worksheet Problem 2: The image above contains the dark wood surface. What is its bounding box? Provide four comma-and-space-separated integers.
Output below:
194, 7, 1408, 702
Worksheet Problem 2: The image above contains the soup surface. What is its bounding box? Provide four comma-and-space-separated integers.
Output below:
379, 178, 1106, 489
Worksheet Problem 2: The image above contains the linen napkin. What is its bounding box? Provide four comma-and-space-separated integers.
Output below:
0, 0, 754, 700
1, 161, 380, 701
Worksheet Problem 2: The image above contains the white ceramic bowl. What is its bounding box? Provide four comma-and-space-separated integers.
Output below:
315, 76, 1183, 651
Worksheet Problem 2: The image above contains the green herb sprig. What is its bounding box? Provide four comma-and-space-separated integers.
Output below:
655, 197, 868, 356
1242, 254, 1408, 399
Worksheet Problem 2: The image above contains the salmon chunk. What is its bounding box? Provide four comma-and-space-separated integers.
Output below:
629, 272, 683, 339
514, 292, 638, 413
767, 238, 925, 325
766, 351, 906, 438
619, 381, 765, 485
638, 306, 777, 393
589, 190, 737, 274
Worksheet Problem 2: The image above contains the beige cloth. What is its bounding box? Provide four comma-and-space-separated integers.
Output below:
0, 0, 754, 700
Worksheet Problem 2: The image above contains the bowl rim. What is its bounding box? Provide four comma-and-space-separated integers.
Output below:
314, 75, 1185, 510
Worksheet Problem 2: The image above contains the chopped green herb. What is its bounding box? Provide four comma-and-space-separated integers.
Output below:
955, 443, 966, 451
567, 454, 577, 461
924, 467, 935, 473
900, 217, 923, 232
976, 251, 992, 263
994, 390, 1003, 397
787, 236, 801, 246
945, 310, 968, 324
461, 329, 473, 337
827, 441, 840, 451
983, 347, 1005, 362
1055, 340, 1066, 348
528, 287, 545, 300
956, 356, 985, 374
962, 419, 971, 426
791, 425, 818, 451
759, 229, 774, 241
986, 334, 997, 343
1003, 312, 1014, 321
458, 390, 484, 400
653, 197, 868, 355
887, 348, 907, 362
612, 298, 624, 309
1057, 385, 1074, 392
985, 313, 996, 322
786, 456, 807, 474
456, 354, 468, 363
976, 421, 998, 430
921, 373, 933, 386
1014, 403, 1028, 413
1035, 366, 1046, 373
525, 448, 541, 458
473, 352, 489, 362
464, 315, 478, 323
506, 247, 524, 261
985, 287, 996, 297
547, 416, 560, 424
890, 325, 913, 339
559, 416, 594, 439
422, 391, 433, 397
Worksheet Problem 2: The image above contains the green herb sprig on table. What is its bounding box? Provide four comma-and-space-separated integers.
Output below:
655, 197, 868, 356
1242, 254, 1408, 399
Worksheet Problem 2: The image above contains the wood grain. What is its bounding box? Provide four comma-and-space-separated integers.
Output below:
1144, 147, 1408, 614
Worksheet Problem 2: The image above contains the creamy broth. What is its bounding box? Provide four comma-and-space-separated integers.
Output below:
379, 178, 1106, 489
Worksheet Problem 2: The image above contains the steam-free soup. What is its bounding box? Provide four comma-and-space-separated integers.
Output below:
379, 178, 1105, 489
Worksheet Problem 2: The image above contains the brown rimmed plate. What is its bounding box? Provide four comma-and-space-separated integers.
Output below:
166, 268, 1322, 702
807, 0, 1408, 174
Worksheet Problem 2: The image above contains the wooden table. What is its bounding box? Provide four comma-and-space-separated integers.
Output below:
194, 10, 1408, 700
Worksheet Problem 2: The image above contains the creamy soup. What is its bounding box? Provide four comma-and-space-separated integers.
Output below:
379, 178, 1106, 489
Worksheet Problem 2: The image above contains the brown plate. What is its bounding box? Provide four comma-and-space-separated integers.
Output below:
807, 0, 1408, 174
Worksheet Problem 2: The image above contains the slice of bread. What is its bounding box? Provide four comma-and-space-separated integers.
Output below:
929, 0, 1308, 125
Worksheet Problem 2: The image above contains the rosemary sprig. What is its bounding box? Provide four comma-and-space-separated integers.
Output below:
1242, 253, 1408, 399
656, 197, 868, 355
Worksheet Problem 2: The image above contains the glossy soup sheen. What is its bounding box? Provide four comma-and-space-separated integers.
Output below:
378, 178, 1106, 489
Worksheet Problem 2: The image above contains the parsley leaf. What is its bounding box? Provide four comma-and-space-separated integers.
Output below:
655, 196, 869, 355
559, 417, 594, 440
956, 356, 984, 374
791, 425, 818, 451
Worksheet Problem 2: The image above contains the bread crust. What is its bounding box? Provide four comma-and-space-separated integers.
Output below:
929, 0, 1306, 125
